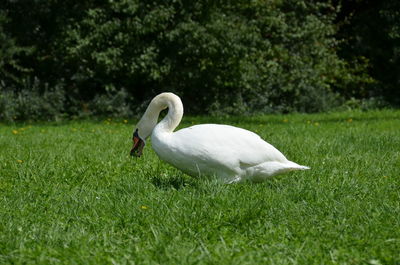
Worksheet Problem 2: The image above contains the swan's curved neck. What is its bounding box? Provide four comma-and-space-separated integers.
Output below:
156, 93, 183, 133
138, 93, 183, 138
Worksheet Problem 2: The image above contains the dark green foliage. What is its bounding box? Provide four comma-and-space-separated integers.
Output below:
63, 0, 358, 113
337, 0, 400, 106
0, 0, 395, 120
0, 84, 133, 121
88, 88, 133, 118
0, 80, 66, 121
0, 10, 32, 85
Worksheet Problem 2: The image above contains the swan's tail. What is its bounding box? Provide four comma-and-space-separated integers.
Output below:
284, 161, 310, 171
243, 160, 310, 182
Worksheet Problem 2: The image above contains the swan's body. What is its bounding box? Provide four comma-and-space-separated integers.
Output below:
131, 92, 309, 183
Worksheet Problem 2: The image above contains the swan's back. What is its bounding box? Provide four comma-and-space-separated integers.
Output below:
173, 124, 288, 164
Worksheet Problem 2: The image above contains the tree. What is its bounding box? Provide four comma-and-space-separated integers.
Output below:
337, 0, 400, 106
0, 0, 378, 120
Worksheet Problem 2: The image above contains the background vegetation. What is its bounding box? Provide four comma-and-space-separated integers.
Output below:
0, 0, 399, 120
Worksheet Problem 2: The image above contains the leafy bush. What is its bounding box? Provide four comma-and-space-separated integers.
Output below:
0, 79, 66, 121
337, 0, 400, 106
88, 88, 133, 118
0, 0, 381, 120
63, 0, 368, 114
0, 10, 32, 85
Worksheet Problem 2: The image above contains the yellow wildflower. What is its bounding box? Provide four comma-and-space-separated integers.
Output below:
141, 205, 148, 210
123, 120, 128, 124
12, 130, 18, 135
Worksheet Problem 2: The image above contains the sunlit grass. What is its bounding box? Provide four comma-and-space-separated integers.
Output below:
0, 110, 399, 264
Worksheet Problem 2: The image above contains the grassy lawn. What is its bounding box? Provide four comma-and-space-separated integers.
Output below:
0, 110, 399, 264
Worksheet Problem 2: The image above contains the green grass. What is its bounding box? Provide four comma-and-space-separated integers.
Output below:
0, 110, 399, 264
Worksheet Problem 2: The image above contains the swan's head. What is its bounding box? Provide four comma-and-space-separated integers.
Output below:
130, 92, 180, 157
130, 128, 146, 157
130, 113, 158, 157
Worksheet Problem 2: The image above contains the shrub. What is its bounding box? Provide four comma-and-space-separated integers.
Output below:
337, 0, 400, 106
0, 0, 377, 120
0, 10, 32, 86
0, 79, 66, 121
62, 0, 369, 114
88, 88, 133, 118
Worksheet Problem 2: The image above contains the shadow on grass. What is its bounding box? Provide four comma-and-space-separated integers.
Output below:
150, 174, 199, 190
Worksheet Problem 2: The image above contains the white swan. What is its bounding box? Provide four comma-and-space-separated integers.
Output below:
130, 92, 309, 183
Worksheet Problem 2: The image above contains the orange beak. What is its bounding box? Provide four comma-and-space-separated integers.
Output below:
130, 129, 145, 157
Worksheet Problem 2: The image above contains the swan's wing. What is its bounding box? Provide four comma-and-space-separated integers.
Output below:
171, 124, 288, 168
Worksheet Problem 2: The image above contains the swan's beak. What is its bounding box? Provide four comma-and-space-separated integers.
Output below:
130, 136, 145, 157
130, 129, 145, 157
